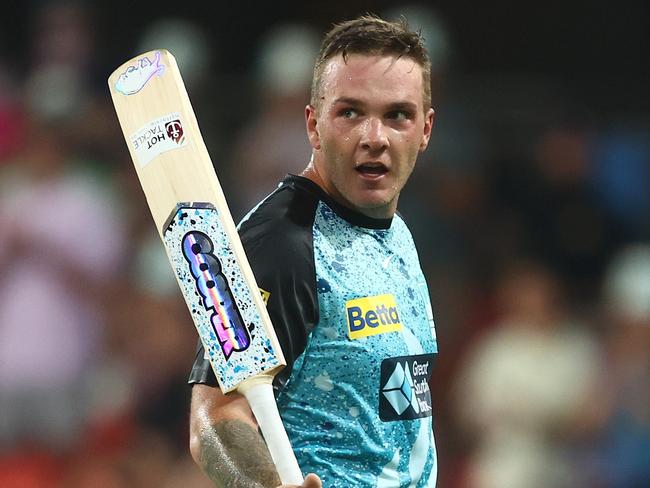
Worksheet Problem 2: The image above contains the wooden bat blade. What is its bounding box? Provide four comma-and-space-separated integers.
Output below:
107, 49, 285, 393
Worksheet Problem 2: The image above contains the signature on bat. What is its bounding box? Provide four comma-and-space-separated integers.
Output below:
115, 51, 165, 95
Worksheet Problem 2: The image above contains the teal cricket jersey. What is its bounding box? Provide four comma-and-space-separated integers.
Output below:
190, 175, 439, 487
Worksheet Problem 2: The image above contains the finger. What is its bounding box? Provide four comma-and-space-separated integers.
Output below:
303, 473, 322, 487
276, 473, 322, 488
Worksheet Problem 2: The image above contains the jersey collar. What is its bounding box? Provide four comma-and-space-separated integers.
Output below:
284, 174, 394, 230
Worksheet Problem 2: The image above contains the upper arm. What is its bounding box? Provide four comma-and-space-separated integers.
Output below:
240, 200, 319, 389
189, 384, 258, 462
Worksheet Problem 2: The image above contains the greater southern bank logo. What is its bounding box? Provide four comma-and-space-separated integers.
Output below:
380, 354, 435, 421
346, 293, 402, 340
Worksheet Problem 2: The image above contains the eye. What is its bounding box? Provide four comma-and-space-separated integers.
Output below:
339, 108, 359, 119
387, 110, 411, 121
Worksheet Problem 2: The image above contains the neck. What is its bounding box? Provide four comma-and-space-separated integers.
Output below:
300, 160, 322, 187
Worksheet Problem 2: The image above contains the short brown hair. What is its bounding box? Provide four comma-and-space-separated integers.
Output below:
311, 14, 432, 110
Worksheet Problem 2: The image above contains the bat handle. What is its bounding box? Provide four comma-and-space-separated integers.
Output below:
239, 375, 304, 485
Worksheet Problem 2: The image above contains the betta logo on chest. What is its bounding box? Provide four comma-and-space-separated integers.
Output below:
345, 293, 402, 339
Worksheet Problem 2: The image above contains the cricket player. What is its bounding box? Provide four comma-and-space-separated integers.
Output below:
189, 14, 439, 488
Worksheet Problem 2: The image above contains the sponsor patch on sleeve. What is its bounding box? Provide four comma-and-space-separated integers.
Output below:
259, 288, 270, 305
379, 354, 435, 421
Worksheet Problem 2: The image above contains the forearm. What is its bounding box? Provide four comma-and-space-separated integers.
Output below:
191, 386, 281, 488
197, 419, 280, 486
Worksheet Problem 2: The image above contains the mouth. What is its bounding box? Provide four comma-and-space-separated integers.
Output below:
355, 162, 389, 178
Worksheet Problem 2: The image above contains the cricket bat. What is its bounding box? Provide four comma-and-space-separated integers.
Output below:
108, 49, 303, 485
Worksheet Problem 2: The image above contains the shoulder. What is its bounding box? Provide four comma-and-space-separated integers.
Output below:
238, 176, 322, 256
237, 178, 323, 381
393, 211, 414, 234
392, 211, 419, 248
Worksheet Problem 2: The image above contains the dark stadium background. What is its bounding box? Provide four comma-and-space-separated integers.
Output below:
0, 1, 648, 487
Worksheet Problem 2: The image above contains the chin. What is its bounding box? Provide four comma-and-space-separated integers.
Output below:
353, 196, 395, 216
358, 191, 394, 207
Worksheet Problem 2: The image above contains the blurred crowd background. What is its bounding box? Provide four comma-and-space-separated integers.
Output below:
0, 1, 648, 487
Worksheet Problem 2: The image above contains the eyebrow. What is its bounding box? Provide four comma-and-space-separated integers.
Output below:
387, 101, 418, 112
332, 97, 419, 112
332, 97, 363, 106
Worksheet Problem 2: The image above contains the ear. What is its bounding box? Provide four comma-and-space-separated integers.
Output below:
419, 108, 435, 152
305, 104, 321, 150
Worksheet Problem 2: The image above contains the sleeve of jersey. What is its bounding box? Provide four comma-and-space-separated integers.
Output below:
188, 193, 318, 390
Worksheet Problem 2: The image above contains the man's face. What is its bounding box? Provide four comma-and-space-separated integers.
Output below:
305, 53, 434, 219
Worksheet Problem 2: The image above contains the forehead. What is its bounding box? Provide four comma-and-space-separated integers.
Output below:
319, 53, 425, 108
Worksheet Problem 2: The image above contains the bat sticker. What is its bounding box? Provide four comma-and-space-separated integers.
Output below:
114, 50, 165, 95
181, 230, 251, 359
129, 112, 188, 167
163, 203, 281, 390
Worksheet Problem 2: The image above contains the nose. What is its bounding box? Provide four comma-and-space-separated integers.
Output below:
360, 117, 389, 152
